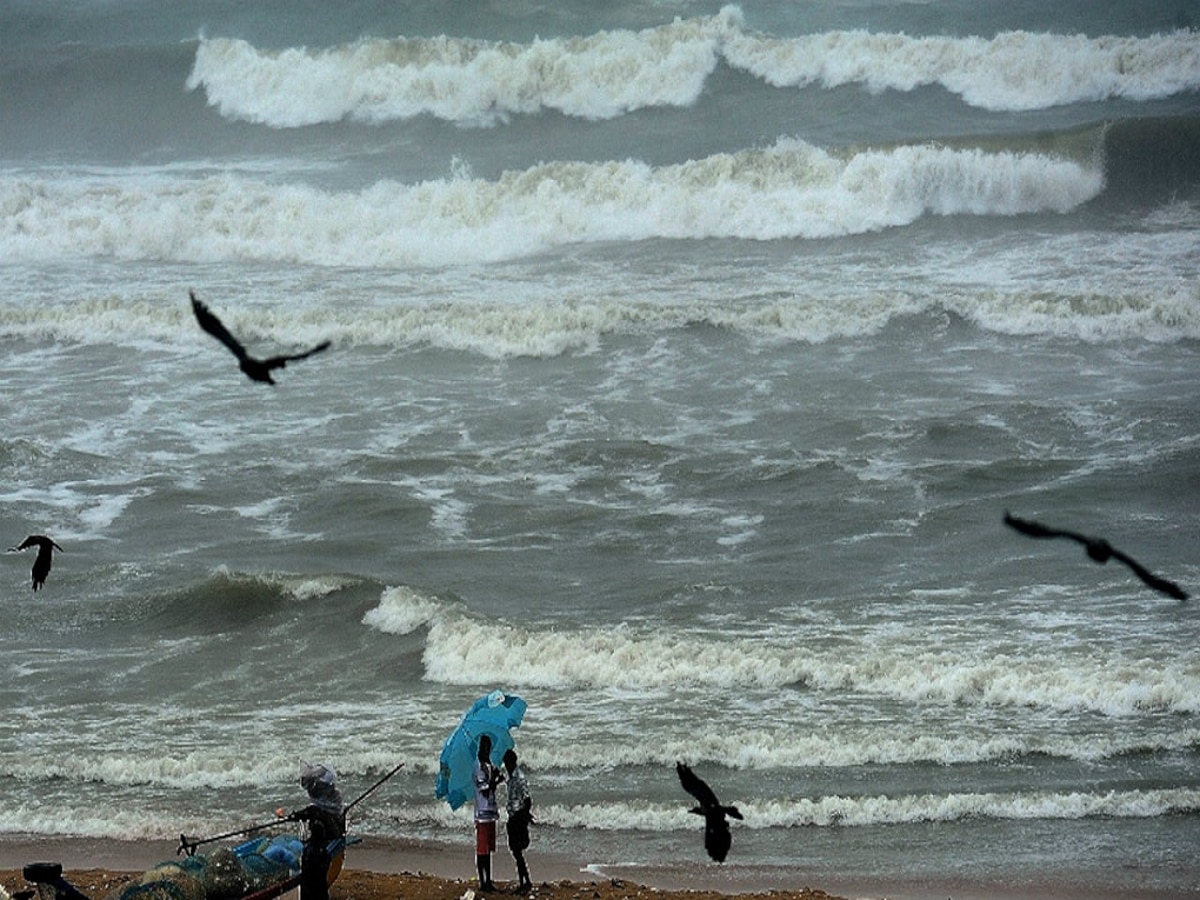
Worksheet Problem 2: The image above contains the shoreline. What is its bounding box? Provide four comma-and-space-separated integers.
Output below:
0, 835, 843, 900
0, 836, 827, 894
1, 835, 1195, 900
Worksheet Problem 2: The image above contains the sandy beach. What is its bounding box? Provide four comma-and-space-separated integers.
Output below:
3, 836, 1197, 900
0, 836, 844, 900
0, 869, 840, 900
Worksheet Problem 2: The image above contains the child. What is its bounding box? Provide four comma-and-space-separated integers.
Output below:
473, 735, 504, 891
503, 748, 534, 892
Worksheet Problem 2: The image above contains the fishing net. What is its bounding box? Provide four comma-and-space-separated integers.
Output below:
105, 841, 293, 900
107, 859, 207, 900
203, 845, 291, 898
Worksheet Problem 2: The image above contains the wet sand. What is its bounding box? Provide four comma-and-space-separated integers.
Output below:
0, 835, 840, 900
1, 835, 1193, 900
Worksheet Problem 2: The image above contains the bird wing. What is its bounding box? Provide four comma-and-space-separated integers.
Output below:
38, 539, 63, 557
191, 292, 249, 361
676, 762, 721, 810
1006, 512, 1188, 600
11, 535, 55, 552
702, 817, 732, 862
11, 535, 38, 552
1107, 547, 1189, 600
261, 340, 332, 371
1003, 512, 1093, 546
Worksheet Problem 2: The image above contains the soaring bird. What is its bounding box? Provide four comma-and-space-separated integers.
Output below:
9, 535, 63, 591
190, 291, 330, 385
1004, 512, 1188, 600
676, 762, 743, 862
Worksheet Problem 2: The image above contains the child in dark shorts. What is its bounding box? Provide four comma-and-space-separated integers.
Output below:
503, 748, 534, 892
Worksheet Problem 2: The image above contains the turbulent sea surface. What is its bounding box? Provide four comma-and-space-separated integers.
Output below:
2, 1, 1199, 895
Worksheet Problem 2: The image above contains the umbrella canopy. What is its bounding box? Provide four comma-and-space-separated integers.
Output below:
436, 689, 527, 810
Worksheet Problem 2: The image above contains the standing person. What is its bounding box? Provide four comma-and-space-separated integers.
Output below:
473, 735, 504, 892
293, 762, 346, 838
503, 748, 534, 892
299, 817, 331, 900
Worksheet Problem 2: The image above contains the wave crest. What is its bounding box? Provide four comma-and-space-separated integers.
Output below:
362, 591, 1200, 717
187, 9, 734, 128
538, 787, 1200, 830
186, 7, 1200, 127
0, 139, 1103, 266
725, 25, 1200, 113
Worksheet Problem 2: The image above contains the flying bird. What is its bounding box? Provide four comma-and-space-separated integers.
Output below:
9, 535, 63, 591
190, 291, 330, 385
676, 761, 743, 863
1004, 512, 1188, 601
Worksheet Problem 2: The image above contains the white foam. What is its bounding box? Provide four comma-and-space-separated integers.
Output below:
408, 605, 1200, 718
517, 723, 1200, 771
2, 156, 1194, 355
361, 585, 450, 635
185, 9, 1200, 126
414, 787, 1200, 831
4, 746, 297, 790
0, 140, 1103, 267
5, 782, 1195, 843
187, 11, 734, 127
724, 23, 1200, 112
743, 786, 1200, 828
261, 572, 358, 601
717, 513, 763, 546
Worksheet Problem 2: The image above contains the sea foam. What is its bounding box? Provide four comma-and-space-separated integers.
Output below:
5, 784, 1196, 843
0, 140, 1103, 267
185, 7, 1200, 127
541, 787, 1200, 830
724, 23, 1200, 112
378, 787, 1200, 833
363, 590, 1200, 719
187, 12, 728, 128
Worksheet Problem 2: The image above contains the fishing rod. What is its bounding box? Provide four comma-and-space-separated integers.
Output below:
346, 761, 405, 812
177, 818, 285, 857
176, 761, 404, 857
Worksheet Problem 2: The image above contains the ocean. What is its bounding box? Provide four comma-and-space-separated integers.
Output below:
1, 0, 1199, 896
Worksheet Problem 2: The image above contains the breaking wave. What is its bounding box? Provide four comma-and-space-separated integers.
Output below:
6, 785, 1197, 842
1, 275, 1196, 352
0, 137, 1103, 267
364, 589, 1200, 721
186, 6, 1200, 127
536, 787, 1200, 830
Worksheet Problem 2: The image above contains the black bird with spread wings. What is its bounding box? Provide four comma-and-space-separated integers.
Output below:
190, 291, 330, 385
676, 762, 743, 862
9, 535, 63, 591
1004, 512, 1188, 601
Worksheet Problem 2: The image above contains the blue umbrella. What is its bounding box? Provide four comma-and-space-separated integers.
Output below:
436, 689, 527, 810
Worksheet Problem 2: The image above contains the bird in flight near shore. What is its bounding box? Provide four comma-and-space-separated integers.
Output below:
1003, 512, 1188, 600
8, 535, 63, 591
190, 291, 330, 385
676, 762, 743, 862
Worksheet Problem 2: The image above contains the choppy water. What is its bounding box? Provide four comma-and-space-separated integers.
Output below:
2, 0, 1199, 894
